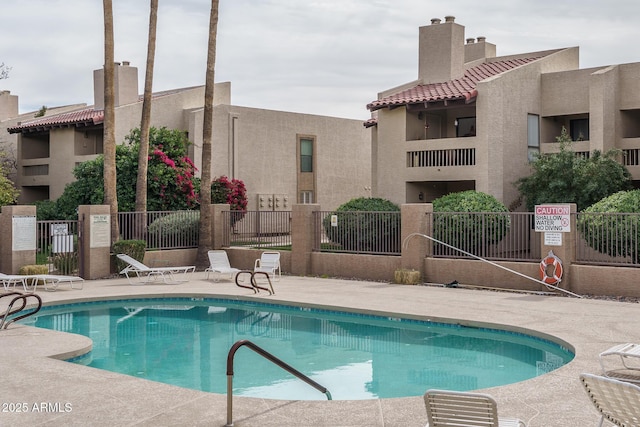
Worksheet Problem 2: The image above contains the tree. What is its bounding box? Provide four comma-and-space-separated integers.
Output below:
211, 175, 248, 226
0, 164, 19, 206
40, 127, 198, 219
322, 197, 401, 253
579, 190, 640, 263
135, 0, 158, 215
196, 0, 220, 268
516, 127, 632, 211
0, 63, 10, 80
103, 0, 119, 243
432, 191, 510, 255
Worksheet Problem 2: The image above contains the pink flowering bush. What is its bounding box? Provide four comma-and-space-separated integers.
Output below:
211, 176, 248, 226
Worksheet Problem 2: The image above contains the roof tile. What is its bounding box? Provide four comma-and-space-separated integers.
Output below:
366, 57, 540, 111
8, 108, 104, 133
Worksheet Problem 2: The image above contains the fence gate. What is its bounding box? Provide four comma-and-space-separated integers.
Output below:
36, 220, 80, 276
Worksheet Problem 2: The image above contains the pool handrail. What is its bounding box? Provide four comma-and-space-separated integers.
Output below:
225, 339, 332, 426
0, 292, 43, 329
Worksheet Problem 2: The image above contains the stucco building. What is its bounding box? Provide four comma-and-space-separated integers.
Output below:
3, 62, 370, 211
366, 16, 640, 209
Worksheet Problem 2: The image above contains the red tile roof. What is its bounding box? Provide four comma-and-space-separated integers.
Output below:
8, 108, 104, 133
366, 57, 540, 112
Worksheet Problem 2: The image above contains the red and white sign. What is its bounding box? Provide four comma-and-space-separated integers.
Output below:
535, 204, 571, 232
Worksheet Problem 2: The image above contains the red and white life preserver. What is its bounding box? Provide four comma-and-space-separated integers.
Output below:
539, 251, 563, 285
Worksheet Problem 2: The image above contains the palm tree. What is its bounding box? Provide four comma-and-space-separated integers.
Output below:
134, 0, 158, 238
196, 0, 219, 267
102, 0, 119, 244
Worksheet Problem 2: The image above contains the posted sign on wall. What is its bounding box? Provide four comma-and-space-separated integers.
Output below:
534, 205, 571, 232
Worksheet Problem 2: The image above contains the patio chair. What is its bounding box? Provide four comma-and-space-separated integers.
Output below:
580, 373, 640, 427
116, 254, 195, 284
254, 251, 281, 281
599, 343, 640, 383
205, 250, 241, 282
0, 273, 31, 292
424, 389, 526, 427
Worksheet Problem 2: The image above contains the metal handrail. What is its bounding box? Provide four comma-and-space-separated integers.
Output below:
225, 339, 332, 426
0, 292, 43, 329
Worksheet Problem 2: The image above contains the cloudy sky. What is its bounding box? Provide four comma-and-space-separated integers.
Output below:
1, 0, 638, 120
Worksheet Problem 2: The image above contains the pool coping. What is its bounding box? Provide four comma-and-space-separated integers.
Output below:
0, 273, 627, 426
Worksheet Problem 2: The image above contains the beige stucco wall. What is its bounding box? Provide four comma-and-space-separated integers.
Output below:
190, 105, 371, 211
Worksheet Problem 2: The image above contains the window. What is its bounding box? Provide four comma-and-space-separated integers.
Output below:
300, 138, 313, 172
527, 114, 540, 162
455, 117, 476, 137
570, 118, 589, 141
300, 191, 314, 204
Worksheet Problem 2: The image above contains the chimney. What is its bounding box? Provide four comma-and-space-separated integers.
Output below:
418, 16, 465, 84
0, 90, 19, 121
464, 35, 497, 62
93, 61, 139, 110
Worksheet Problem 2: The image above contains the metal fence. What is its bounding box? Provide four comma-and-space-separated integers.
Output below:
36, 220, 80, 275
576, 212, 640, 266
431, 211, 539, 262
222, 210, 292, 249
313, 211, 401, 255
118, 210, 199, 250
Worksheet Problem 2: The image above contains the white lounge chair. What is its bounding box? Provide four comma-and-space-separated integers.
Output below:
32, 274, 84, 291
0, 273, 31, 292
116, 254, 195, 284
205, 250, 241, 282
424, 389, 526, 427
0, 273, 83, 292
580, 373, 640, 427
254, 251, 281, 281
599, 343, 640, 383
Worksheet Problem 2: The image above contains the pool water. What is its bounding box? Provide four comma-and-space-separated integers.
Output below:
27, 298, 573, 400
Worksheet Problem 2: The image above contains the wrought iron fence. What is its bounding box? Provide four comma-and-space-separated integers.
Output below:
313, 211, 401, 255
222, 210, 292, 249
36, 220, 80, 275
430, 211, 538, 262
118, 210, 199, 250
576, 212, 640, 266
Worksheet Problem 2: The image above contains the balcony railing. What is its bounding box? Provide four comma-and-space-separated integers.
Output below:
407, 148, 476, 167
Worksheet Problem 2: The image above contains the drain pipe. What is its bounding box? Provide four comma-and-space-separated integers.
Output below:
403, 232, 583, 298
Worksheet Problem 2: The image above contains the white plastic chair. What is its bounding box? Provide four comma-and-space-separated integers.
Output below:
205, 250, 241, 282
254, 251, 281, 281
424, 389, 526, 427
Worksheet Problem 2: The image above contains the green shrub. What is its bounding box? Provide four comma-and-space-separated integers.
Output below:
579, 190, 640, 263
322, 197, 400, 253
147, 211, 199, 248
433, 191, 510, 254
113, 239, 146, 272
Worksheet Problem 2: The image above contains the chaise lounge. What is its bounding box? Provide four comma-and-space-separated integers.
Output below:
116, 254, 195, 284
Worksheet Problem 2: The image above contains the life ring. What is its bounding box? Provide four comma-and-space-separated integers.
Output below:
539, 251, 563, 285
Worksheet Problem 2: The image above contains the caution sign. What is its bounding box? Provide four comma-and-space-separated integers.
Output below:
535, 205, 570, 232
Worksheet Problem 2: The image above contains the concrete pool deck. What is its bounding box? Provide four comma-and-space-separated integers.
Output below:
0, 273, 632, 426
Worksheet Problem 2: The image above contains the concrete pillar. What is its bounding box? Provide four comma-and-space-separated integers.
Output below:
290, 204, 320, 276
78, 205, 111, 279
401, 203, 433, 276
0, 205, 37, 274
538, 203, 577, 294
212, 204, 230, 249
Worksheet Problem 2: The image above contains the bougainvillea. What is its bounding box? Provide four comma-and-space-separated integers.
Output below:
211, 176, 247, 211
211, 176, 248, 225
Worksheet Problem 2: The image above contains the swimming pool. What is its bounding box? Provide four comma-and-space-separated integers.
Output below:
27, 297, 573, 401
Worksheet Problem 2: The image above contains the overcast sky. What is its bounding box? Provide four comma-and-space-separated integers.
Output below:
1, 0, 638, 120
